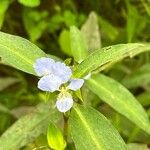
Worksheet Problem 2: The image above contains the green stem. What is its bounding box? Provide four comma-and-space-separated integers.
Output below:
63, 113, 69, 141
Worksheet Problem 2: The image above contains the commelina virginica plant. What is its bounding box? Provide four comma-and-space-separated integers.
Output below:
0, 24, 150, 150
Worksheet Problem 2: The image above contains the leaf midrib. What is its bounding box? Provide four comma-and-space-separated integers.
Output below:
74, 107, 103, 150
73, 43, 150, 78
0, 43, 33, 65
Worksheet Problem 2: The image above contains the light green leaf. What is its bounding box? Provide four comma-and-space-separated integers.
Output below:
86, 74, 150, 134
0, 31, 47, 75
70, 105, 127, 150
18, 0, 40, 7
73, 43, 150, 78
0, 102, 60, 150
0, 0, 10, 29
47, 123, 66, 150
70, 26, 88, 63
59, 29, 72, 56
81, 12, 101, 53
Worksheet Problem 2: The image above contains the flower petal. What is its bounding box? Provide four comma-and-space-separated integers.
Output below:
34, 57, 55, 76
56, 93, 73, 112
68, 78, 84, 91
38, 75, 62, 92
52, 62, 72, 83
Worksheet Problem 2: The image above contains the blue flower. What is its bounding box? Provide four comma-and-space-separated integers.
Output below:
68, 79, 84, 91
34, 57, 72, 92
34, 57, 84, 112
33, 57, 55, 76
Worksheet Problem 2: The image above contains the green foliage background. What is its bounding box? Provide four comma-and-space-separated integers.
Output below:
0, 0, 150, 149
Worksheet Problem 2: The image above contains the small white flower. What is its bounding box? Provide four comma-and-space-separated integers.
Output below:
56, 92, 73, 113
68, 79, 84, 91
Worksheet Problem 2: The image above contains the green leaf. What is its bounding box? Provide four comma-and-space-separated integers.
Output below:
137, 92, 150, 107
59, 29, 72, 56
0, 103, 11, 114
0, 0, 10, 29
99, 16, 118, 41
47, 123, 66, 150
70, 105, 127, 150
0, 31, 47, 75
18, 0, 40, 7
127, 143, 150, 150
63, 10, 77, 27
126, 2, 140, 42
0, 102, 60, 150
70, 26, 88, 63
73, 43, 150, 78
122, 63, 150, 88
0, 77, 19, 91
23, 9, 48, 42
81, 11, 101, 53
86, 74, 150, 134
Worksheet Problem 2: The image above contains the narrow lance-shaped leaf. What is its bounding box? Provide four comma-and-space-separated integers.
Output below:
122, 63, 150, 88
59, 29, 72, 56
0, 31, 58, 75
73, 43, 150, 78
0, 102, 60, 150
86, 74, 150, 134
0, 0, 10, 29
126, 2, 139, 42
81, 11, 101, 53
70, 105, 127, 150
70, 26, 88, 63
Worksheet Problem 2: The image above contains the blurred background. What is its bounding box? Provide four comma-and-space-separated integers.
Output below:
0, 0, 150, 149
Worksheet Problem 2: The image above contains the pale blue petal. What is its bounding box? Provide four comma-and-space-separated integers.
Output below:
56, 94, 73, 112
52, 62, 72, 83
68, 79, 84, 91
38, 75, 62, 92
34, 57, 55, 76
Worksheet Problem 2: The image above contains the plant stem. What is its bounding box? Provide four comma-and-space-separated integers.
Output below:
63, 113, 69, 141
